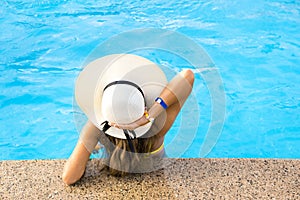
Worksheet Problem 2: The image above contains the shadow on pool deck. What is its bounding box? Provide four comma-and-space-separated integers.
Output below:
0, 158, 299, 199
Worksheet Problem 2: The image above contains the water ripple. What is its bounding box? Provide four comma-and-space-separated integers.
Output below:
0, 0, 299, 159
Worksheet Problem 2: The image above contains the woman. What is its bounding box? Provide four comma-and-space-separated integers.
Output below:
62, 54, 194, 185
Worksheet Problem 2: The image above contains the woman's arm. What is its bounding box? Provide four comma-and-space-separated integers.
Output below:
148, 69, 194, 118
62, 121, 99, 185
149, 69, 194, 137
112, 69, 194, 130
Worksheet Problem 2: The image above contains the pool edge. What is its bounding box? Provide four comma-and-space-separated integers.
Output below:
1, 158, 299, 199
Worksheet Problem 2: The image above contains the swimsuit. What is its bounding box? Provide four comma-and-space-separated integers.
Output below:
147, 142, 165, 158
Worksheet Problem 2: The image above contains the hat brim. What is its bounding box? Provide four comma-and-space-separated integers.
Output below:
75, 54, 167, 139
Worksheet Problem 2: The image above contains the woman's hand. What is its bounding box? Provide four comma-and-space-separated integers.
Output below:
110, 110, 151, 130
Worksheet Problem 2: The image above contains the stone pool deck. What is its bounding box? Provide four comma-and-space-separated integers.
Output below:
0, 158, 299, 199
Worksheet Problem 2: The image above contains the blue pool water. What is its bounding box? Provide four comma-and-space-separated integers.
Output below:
0, 0, 299, 160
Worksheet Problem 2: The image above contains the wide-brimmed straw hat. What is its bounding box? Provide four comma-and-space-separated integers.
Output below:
75, 54, 167, 139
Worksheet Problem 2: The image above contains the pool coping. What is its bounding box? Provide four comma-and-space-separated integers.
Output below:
1, 158, 299, 199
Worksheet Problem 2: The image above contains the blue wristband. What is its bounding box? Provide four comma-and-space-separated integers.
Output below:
155, 97, 168, 109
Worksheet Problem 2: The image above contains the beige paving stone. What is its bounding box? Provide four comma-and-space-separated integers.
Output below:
0, 158, 299, 199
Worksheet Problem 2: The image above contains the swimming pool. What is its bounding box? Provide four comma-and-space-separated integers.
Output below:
0, 0, 299, 160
